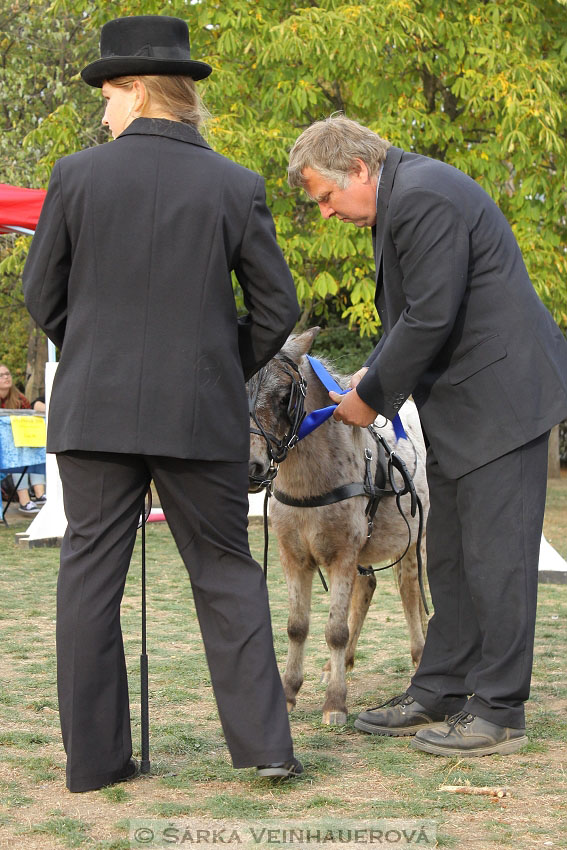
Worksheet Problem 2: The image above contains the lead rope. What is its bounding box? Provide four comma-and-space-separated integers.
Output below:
361, 426, 430, 615
263, 488, 270, 579
357, 489, 429, 615
262, 486, 328, 591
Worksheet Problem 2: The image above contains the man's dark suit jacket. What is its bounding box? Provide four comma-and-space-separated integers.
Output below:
356, 146, 567, 478
23, 118, 299, 461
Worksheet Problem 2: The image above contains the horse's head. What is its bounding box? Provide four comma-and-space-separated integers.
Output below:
248, 327, 320, 491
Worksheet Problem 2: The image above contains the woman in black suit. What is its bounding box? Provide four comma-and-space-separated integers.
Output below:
23, 15, 302, 792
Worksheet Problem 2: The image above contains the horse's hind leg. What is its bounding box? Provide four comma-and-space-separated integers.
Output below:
322, 565, 356, 725
345, 571, 377, 670
281, 551, 315, 713
394, 545, 428, 667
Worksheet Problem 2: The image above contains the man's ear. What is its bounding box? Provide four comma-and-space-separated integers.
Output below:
352, 158, 371, 183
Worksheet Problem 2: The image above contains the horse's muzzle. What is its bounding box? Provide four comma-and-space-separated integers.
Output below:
248, 461, 278, 493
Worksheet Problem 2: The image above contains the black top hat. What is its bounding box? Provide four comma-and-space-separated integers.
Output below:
81, 15, 212, 87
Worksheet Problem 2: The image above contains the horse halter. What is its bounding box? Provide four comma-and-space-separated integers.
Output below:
248, 353, 307, 488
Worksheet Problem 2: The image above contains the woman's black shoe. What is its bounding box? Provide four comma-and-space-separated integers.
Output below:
115, 757, 140, 784
256, 757, 303, 778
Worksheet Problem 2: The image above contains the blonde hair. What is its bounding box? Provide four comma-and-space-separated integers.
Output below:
108, 74, 210, 128
288, 115, 391, 189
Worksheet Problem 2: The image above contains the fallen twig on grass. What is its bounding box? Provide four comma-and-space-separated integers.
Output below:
439, 785, 511, 798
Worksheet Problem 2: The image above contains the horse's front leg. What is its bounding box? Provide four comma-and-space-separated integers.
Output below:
321, 570, 376, 678
322, 563, 356, 725
280, 546, 315, 713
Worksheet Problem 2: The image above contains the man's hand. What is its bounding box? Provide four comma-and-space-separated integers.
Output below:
349, 366, 368, 389
328, 386, 377, 427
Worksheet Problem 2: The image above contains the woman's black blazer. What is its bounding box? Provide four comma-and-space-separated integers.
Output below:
23, 118, 299, 461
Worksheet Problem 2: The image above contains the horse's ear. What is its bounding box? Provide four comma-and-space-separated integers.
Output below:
283, 326, 321, 360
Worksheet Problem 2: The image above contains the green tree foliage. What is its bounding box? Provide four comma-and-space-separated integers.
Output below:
0, 0, 101, 382
1, 0, 566, 378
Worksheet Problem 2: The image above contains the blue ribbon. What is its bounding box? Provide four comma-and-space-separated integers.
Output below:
297, 355, 406, 442
391, 414, 408, 442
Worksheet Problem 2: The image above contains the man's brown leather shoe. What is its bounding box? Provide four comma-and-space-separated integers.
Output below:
411, 711, 528, 756
354, 693, 448, 737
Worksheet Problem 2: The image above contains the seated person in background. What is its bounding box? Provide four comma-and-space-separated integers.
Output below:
17, 469, 46, 513
0, 364, 30, 411
0, 365, 46, 514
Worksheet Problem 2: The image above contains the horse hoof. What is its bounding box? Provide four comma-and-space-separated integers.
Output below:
323, 711, 347, 726
286, 701, 295, 713
320, 670, 331, 684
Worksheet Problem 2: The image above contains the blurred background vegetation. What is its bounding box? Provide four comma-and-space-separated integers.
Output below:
1, 0, 566, 397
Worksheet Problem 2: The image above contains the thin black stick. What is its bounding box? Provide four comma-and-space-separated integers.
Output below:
140, 496, 150, 775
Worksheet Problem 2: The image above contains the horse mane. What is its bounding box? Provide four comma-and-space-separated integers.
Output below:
280, 336, 350, 393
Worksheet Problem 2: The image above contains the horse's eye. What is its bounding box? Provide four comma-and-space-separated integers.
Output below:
279, 393, 291, 409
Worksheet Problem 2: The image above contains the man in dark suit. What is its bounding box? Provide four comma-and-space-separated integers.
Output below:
288, 115, 567, 756
23, 15, 302, 791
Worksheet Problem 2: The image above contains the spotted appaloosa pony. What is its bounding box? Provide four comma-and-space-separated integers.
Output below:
248, 327, 429, 725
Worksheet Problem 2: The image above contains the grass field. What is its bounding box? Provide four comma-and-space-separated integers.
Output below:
0, 476, 565, 850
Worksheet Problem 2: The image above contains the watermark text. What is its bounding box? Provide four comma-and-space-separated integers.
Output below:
129, 819, 437, 848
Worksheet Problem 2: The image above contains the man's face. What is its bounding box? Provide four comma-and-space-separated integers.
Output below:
301, 160, 378, 227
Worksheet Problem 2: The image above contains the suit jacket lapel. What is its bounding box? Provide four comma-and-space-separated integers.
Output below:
373, 146, 404, 281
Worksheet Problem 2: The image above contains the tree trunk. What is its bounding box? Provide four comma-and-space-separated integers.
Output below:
548, 424, 561, 479
24, 318, 48, 405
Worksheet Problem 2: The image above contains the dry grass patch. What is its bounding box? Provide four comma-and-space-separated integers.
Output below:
0, 476, 565, 850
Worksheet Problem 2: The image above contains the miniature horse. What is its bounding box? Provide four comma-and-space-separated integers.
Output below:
248, 327, 429, 725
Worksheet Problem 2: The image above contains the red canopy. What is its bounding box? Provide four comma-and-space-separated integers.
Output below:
0, 183, 46, 234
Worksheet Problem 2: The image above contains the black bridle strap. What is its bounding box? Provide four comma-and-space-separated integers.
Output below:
248, 370, 288, 464
248, 354, 306, 470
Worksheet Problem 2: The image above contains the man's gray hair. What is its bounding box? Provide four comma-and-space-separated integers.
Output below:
288, 115, 391, 190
